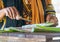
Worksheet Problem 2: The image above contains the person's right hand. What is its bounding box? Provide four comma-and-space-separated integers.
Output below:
0, 6, 31, 22
3, 6, 22, 20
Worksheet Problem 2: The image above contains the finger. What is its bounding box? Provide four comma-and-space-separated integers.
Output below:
12, 7, 20, 16
9, 7, 13, 19
11, 7, 16, 19
6, 7, 13, 19
9, 7, 16, 19
12, 7, 20, 20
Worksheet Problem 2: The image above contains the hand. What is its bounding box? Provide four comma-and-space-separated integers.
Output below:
4, 6, 22, 20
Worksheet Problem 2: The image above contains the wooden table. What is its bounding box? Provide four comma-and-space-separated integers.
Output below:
0, 32, 60, 42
